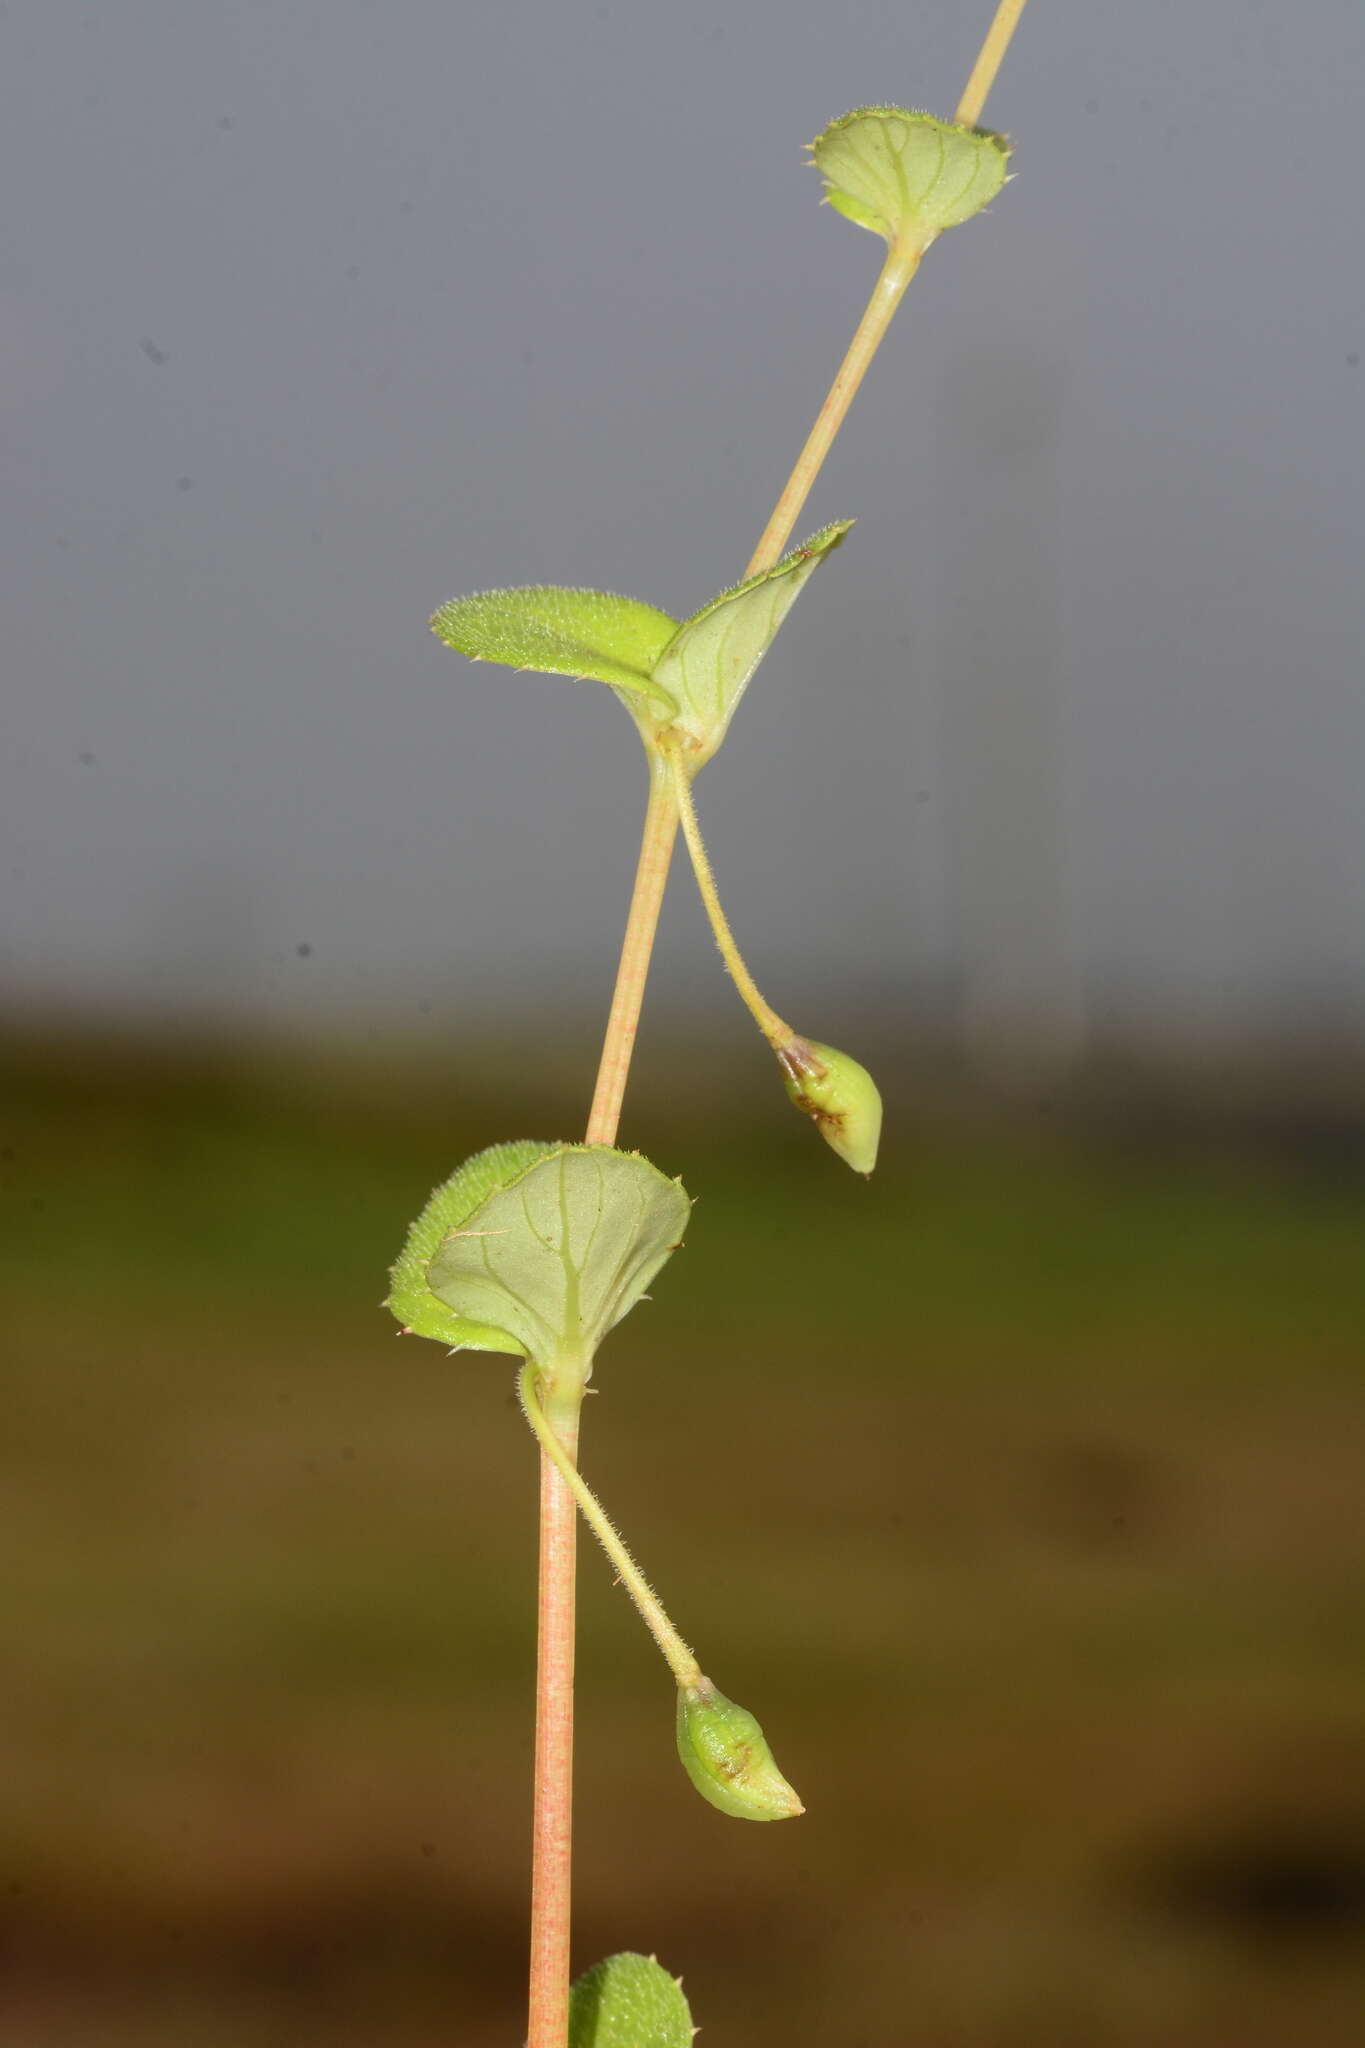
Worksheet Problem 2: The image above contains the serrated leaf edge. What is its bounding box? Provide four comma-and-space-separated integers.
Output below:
808, 106, 1012, 241
427, 1144, 692, 1363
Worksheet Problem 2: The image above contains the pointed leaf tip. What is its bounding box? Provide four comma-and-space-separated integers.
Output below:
651, 521, 852, 765
812, 107, 1010, 245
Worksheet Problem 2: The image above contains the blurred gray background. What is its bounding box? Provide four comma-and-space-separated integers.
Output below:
4, 0, 1361, 1064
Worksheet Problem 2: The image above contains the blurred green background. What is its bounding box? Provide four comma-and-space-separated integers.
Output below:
4, 1021, 1363, 2046
7, 3, 1362, 2039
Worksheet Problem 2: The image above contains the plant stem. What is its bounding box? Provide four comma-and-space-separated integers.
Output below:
527, 761, 679, 2047
954, 0, 1029, 131
666, 747, 793, 1050
526, 1363, 585, 2048
744, 0, 1029, 579
521, 1362, 702, 1688
584, 749, 680, 1147
527, 12, 1030, 2037
743, 237, 928, 580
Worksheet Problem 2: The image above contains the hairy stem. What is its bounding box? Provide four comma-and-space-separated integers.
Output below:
521, 1362, 702, 1689
667, 747, 793, 1049
526, 1366, 584, 2048
527, 761, 678, 2046
584, 750, 680, 1146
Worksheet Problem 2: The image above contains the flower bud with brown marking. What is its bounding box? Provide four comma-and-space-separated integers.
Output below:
776, 1036, 882, 1176
675, 1676, 804, 1822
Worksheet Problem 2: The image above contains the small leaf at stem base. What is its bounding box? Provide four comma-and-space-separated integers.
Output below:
569, 1951, 695, 2048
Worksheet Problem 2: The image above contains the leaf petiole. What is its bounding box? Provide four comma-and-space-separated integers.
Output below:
519, 1359, 702, 1691
663, 741, 793, 1052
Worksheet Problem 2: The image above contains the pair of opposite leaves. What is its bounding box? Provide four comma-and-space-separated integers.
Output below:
430, 115, 1008, 1181
430, 109, 1011, 769
438, 509, 889, 1178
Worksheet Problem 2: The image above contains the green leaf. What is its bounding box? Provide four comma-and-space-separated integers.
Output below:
652, 521, 852, 765
569, 1951, 695, 2048
424, 1144, 690, 1364
812, 107, 1010, 244
431, 585, 681, 712
386, 1139, 562, 1354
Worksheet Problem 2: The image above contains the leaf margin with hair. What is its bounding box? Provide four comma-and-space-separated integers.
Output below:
568, 1950, 695, 2048
651, 519, 854, 765
386, 1138, 562, 1353
431, 584, 681, 712
811, 106, 1010, 243
422, 1143, 691, 1365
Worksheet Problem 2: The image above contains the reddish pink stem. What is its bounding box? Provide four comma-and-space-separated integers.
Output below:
527, 1395, 581, 2048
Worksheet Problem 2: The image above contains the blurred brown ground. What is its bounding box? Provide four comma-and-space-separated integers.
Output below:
3, 1021, 1364, 2046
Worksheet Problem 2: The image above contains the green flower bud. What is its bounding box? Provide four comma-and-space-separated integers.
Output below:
675, 1677, 804, 1822
776, 1036, 882, 1176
